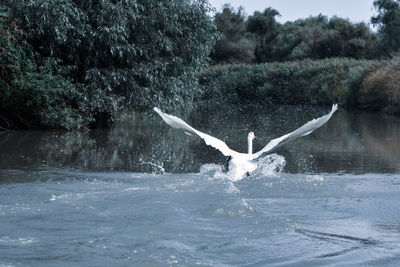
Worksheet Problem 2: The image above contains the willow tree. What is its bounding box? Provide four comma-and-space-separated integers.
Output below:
1, 3, 88, 129
6, 0, 216, 128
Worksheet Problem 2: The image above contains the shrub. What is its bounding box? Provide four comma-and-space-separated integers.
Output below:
361, 56, 400, 113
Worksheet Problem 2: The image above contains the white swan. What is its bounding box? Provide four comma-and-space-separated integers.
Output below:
154, 104, 338, 180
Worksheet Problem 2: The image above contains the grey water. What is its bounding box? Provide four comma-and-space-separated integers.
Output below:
0, 105, 400, 266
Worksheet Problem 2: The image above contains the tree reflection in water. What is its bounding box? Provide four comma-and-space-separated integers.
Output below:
0, 106, 399, 174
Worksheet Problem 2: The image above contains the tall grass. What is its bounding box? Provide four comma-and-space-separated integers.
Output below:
199, 58, 384, 108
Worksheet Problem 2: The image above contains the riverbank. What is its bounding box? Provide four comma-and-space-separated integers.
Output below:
199, 57, 400, 115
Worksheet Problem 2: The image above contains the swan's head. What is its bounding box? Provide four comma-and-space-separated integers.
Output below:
248, 131, 256, 141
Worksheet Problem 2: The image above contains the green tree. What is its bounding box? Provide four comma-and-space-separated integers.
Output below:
246, 8, 281, 62
255, 15, 376, 62
329, 17, 376, 59
0, 3, 90, 129
211, 4, 256, 63
372, 0, 400, 55
6, 0, 216, 128
212, 6, 376, 64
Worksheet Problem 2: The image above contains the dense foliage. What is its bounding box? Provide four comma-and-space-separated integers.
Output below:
2, 0, 400, 130
211, 3, 400, 64
360, 56, 400, 112
199, 58, 385, 106
1, 0, 216, 129
210, 5, 256, 63
205, 1, 400, 114
0, 5, 91, 129
262, 16, 376, 62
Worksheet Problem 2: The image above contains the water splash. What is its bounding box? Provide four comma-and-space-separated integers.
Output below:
199, 163, 224, 177
252, 153, 286, 177
199, 153, 286, 181
139, 157, 165, 174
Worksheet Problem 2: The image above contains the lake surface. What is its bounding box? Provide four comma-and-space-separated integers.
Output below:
0, 105, 400, 266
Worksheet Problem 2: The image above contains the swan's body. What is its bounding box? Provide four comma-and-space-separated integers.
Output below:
154, 104, 338, 180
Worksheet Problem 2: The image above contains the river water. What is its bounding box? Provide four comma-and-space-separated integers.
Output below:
0, 105, 400, 266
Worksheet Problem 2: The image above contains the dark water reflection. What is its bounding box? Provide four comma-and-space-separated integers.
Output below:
0, 105, 399, 174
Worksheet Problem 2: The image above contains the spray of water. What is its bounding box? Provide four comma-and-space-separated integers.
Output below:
139, 157, 166, 174
253, 153, 286, 177
199, 153, 286, 181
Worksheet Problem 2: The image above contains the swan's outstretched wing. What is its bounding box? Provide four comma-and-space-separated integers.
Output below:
154, 108, 239, 157
252, 104, 338, 160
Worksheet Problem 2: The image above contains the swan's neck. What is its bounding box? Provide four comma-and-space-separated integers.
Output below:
248, 136, 253, 155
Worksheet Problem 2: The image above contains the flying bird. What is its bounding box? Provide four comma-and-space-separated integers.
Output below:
154, 104, 338, 180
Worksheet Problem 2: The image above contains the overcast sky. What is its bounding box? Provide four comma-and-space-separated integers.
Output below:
208, 0, 377, 25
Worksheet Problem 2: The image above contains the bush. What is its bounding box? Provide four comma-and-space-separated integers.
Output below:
360, 56, 400, 113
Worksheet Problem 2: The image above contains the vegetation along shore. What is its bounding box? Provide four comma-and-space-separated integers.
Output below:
1, 0, 400, 130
